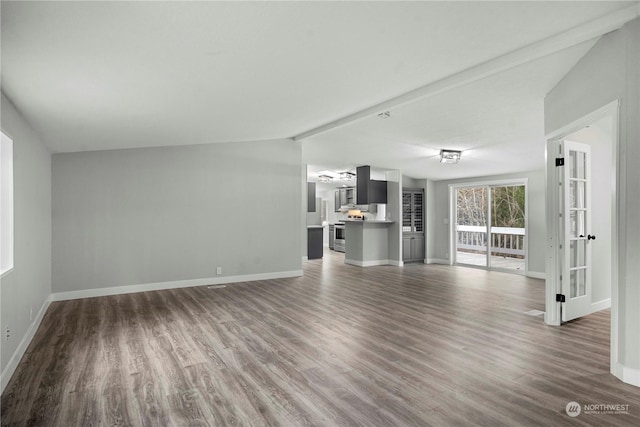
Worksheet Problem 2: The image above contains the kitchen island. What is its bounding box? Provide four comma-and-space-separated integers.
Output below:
344, 220, 395, 267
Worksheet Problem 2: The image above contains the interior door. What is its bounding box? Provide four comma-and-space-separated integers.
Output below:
560, 140, 593, 321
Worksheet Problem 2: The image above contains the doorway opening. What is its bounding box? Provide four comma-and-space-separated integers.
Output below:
545, 102, 617, 325
451, 181, 527, 274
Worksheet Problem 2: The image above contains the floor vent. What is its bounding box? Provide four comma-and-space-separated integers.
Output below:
207, 285, 227, 289
524, 309, 545, 316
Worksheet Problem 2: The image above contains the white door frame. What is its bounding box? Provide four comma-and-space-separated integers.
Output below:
544, 100, 619, 372
449, 178, 529, 273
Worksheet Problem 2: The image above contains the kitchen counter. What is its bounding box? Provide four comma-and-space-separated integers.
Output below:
342, 220, 394, 223
344, 220, 395, 267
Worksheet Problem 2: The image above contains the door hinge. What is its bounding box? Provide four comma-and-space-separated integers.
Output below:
556, 294, 566, 303
555, 158, 565, 167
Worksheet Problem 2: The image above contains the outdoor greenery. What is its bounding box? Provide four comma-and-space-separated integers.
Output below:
456, 185, 525, 228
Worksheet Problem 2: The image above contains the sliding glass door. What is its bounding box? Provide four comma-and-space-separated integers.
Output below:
455, 183, 526, 273
455, 187, 488, 267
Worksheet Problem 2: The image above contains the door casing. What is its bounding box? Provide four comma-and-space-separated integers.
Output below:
544, 100, 619, 375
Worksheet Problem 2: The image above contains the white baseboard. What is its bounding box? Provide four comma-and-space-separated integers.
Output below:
52, 270, 303, 301
426, 258, 449, 265
344, 259, 391, 267
527, 271, 546, 279
1, 294, 53, 393
614, 362, 640, 387
388, 260, 403, 267
591, 298, 612, 312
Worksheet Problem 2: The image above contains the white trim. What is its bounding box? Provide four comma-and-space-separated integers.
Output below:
545, 137, 562, 326
51, 270, 303, 301
1, 131, 14, 276
591, 298, 611, 312
344, 259, 391, 267
527, 271, 546, 280
426, 258, 450, 265
388, 260, 404, 267
1, 294, 53, 393
302, 256, 308, 262
0, 267, 14, 279
293, 3, 639, 141
614, 363, 640, 388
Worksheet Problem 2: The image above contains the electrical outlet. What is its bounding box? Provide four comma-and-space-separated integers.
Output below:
216, 267, 222, 275
4, 325, 10, 341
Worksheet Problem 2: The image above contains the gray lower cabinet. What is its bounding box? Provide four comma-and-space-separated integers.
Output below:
403, 234, 424, 262
308, 227, 323, 259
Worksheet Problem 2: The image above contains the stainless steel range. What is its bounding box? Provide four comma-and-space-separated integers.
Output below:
334, 222, 345, 252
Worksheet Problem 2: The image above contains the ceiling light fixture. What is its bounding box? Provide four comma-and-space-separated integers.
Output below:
318, 174, 333, 183
339, 171, 356, 181
440, 149, 462, 164
377, 111, 391, 119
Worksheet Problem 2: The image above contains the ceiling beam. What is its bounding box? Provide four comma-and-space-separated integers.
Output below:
293, 2, 640, 142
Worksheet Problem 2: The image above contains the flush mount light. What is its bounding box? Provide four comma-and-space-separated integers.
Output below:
318, 174, 333, 183
377, 111, 391, 119
339, 171, 356, 181
440, 149, 462, 164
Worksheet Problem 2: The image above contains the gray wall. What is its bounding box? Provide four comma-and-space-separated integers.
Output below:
428, 170, 546, 275
545, 19, 640, 372
52, 139, 302, 292
0, 93, 52, 376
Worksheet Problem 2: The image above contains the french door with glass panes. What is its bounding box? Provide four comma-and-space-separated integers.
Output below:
559, 140, 593, 321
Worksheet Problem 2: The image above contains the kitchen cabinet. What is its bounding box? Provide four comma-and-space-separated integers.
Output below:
334, 187, 357, 211
403, 234, 425, 262
402, 189, 425, 262
307, 182, 316, 212
356, 165, 387, 204
307, 226, 323, 259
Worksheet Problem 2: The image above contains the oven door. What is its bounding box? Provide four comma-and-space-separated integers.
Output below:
334, 224, 345, 252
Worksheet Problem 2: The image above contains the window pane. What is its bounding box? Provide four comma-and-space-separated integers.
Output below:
569, 180, 586, 209
570, 268, 586, 298
570, 240, 586, 268
569, 210, 586, 238
456, 187, 487, 267
569, 150, 586, 179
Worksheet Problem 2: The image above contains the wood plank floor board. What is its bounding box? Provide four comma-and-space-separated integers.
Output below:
2, 250, 639, 426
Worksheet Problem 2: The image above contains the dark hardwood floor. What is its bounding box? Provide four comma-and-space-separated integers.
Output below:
2, 250, 639, 426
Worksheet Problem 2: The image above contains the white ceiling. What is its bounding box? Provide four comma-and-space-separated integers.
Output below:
2, 1, 638, 180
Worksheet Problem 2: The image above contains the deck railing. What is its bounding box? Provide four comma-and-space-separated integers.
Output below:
456, 225, 525, 258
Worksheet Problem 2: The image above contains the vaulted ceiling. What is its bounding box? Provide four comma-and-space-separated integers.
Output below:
2, 1, 638, 180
